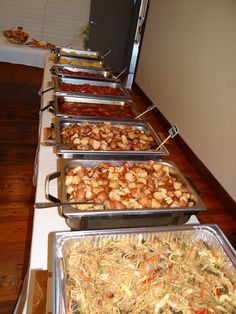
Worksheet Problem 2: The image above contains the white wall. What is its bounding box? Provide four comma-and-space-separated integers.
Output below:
0, 0, 91, 47
136, 0, 236, 201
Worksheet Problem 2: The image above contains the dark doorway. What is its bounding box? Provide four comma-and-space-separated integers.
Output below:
126, 0, 149, 88
88, 0, 143, 76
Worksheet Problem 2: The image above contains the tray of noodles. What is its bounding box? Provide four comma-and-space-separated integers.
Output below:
53, 224, 236, 314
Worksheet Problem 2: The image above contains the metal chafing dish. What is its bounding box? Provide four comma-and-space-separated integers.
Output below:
55, 55, 108, 69
46, 159, 205, 230
54, 117, 168, 159
53, 224, 236, 313
53, 95, 142, 120
53, 46, 106, 60
51, 64, 118, 82
53, 76, 132, 101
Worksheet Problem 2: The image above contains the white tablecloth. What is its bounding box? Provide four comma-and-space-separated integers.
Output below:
14, 54, 69, 314
31, 55, 70, 270
0, 34, 48, 68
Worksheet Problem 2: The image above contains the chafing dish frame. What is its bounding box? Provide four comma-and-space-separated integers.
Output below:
46, 159, 206, 230
54, 117, 169, 159
53, 46, 106, 60
51, 64, 118, 82
53, 95, 142, 120
53, 76, 132, 101
55, 55, 109, 70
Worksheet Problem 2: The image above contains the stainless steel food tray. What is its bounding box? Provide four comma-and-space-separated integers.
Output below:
53, 95, 142, 120
53, 76, 132, 101
53, 224, 236, 314
51, 64, 118, 82
46, 159, 205, 230
53, 46, 105, 60
54, 117, 168, 158
55, 55, 108, 69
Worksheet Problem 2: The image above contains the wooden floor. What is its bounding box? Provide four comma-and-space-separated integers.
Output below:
0, 62, 43, 313
0, 62, 235, 313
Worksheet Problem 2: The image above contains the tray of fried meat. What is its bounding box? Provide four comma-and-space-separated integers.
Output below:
54, 118, 168, 159
46, 159, 206, 230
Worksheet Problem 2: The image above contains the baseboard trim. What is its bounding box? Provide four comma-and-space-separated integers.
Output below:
133, 82, 236, 218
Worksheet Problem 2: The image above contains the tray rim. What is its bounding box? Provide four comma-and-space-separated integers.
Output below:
53, 224, 236, 261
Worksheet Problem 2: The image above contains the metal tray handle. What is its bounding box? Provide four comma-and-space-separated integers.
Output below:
45, 171, 61, 203
36, 172, 101, 209
101, 49, 112, 59
114, 67, 127, 80
41, 87, 54, 95
50, 66, 56, 75
40, 100, 54, 113
35, 200, 97, 209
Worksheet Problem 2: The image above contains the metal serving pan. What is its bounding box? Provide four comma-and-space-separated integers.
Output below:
51, 64, 118, 82
45, 159, 205, 230
54, 117, 168, 158
55, 55, 108, 69
53, 95, 142, 120
53, 76, 132, 101
53, 224, 236, 314
53, 46, 106, 60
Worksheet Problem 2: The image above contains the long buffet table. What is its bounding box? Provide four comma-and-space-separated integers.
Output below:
15, 53, 200, 314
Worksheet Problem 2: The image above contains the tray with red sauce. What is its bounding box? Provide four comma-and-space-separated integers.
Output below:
53, 77, 131, 101
51, 65, 118, 82
53, 95, 141, 120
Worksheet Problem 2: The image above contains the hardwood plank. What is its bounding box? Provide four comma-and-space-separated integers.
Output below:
0, 300, 21, 314
0, 62, 43, 313
0, 146, 37, 165
0, 62, 43, 85
0, 202, 34, 222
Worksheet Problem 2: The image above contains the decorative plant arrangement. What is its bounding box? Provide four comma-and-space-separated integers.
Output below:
80, 23, 91, 49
